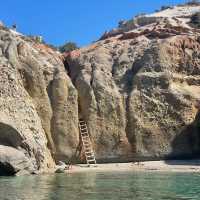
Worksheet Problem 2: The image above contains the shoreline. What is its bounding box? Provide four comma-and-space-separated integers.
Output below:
64, 160, 200, 173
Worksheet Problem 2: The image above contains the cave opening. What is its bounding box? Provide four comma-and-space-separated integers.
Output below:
0, 122, 22, 148
0, 162, 16, 176
0, 123, 23, 176
63, 59, 71, 78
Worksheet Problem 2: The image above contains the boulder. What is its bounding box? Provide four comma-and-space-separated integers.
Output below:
0, 145, 34, 175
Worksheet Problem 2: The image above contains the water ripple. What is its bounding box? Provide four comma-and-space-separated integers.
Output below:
0, 172, 200, 200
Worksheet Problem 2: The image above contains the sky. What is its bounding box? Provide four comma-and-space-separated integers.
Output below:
0, 0, 188, 47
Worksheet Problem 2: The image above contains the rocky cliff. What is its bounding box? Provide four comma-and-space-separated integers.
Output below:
66, 4, 200, 162
0, 4, 200, 175
0, 26, 79, 175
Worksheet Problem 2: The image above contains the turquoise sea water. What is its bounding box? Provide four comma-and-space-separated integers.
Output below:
0, 171, 200, 200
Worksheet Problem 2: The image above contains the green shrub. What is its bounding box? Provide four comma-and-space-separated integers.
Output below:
135, 13, 146, 18
59, 42, 79, 53
190, 12, 200, 28
160, 5, 172, 11
186, 0, 200, 5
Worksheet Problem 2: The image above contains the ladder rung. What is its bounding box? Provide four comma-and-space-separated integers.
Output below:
86, 154, 94, 157
83, 144, 91, 148
81, 129, 87, 132
81, 133, 88, 137
85, 148, 93, 151
84, 147, 92, 152
82, 137, 89, 140
81, 132, 88, 135
82, 139, 89, 142
81, 134, 88, 137
83, 142, 91, 146
87, 160, 96, 164
84, 145, 92, 148
86, 154, 95, 157
84, 142, 91, 145
85, 152, 93, 155
82, 136, 89, 138
79, 124, 86, 126
84, 145, 91, 147
80, 125, 86, 127
84, 145, 91, 148
85, 155, 95, 160
87, 158, 96, 162
81, 130, 88, 132
86, 156, 95, 159
85, 150, 93, 153
82, 138, 90, 141
84, 148, 92, 151
87, 160, 95, 163
81, 129, 88, 133
81, 130, 88, 133
82, 135, 89, 138
80, 126, 87, 129
82, 139, 90, 141
81, 132, 88, 134
83, 141, 90, 145
85, 152, 94, 157
86, 155, 95, 160
82, 140, 90, 143
87, 159, 96, 162
86, 155, 95, 158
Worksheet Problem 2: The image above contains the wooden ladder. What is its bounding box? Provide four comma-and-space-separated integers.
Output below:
79, 119, 97, 165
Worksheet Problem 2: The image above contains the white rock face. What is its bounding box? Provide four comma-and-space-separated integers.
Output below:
102, 4, 200, 40
0, 26, 79, 174
147, 5, 200, 18
145, 5, 200, 28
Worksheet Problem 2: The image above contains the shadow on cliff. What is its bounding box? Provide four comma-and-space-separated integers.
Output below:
0, 122, 23, 148
165, 110, 200, 165
0, 122, 23, 176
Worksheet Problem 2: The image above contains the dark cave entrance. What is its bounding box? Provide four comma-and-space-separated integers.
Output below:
0, 122, 23, 148
0, 122, 23, 176
0, 162, 16, 176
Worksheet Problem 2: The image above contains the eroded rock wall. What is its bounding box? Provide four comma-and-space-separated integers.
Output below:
0, 27, 79, 174
1, 4, 200, 173
67, 34, 200, 161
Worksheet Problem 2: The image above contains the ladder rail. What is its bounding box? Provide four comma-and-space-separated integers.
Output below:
79, 119, 97, 165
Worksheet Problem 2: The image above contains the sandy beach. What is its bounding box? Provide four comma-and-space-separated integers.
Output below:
66, 160, 200, 173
